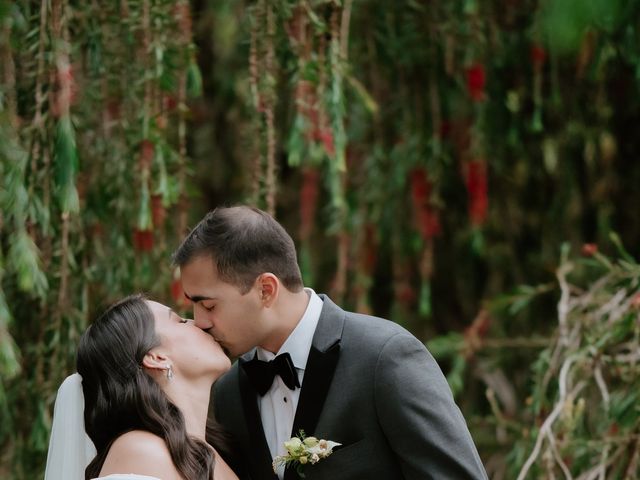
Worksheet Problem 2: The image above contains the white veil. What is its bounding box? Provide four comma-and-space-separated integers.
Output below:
44, 373, 97, 480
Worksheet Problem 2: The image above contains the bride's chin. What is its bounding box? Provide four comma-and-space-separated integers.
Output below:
219, 357, 232, 376
209, 359, 231, 381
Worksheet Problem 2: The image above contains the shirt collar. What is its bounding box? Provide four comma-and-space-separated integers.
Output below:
256, 288, 323, 371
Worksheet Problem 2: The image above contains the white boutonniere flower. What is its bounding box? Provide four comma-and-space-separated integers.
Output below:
273, 430, 341, 477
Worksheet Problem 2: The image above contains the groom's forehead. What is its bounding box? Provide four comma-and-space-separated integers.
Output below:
181, 256, 218, 284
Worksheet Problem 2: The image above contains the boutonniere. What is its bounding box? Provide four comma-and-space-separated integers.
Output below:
272, 430, 341, 477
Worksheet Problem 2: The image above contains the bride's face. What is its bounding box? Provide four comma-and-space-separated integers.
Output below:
146, 300, 231, 381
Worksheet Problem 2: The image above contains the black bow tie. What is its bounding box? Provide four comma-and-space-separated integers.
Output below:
242, 352, 301, 396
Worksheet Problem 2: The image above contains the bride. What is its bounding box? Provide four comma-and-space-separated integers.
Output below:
44, 294, 240, 480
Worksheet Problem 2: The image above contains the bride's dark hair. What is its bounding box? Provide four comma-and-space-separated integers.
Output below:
77, 294, 225, 480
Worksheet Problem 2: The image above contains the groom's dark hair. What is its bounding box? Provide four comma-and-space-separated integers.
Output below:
173, 205, 304, 293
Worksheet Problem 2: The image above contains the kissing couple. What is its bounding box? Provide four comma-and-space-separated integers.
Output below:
45, 205, 488, 480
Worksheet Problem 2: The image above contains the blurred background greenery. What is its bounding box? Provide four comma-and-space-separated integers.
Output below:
1, 0, 639, 478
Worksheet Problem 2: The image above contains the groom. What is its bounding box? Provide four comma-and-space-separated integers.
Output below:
173, 205, 487, 480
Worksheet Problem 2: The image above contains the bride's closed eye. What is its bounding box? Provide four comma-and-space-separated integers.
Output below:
179, 318, 194, 324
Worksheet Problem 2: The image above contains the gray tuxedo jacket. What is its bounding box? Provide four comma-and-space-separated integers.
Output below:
212, 295, 487, 480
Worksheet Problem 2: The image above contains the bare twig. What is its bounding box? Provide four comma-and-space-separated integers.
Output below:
594, 288, 626, 325
545, 427, 572, 480
593, 362, 610, 411
624, 435, 640, 479
516, 381, 586, 480
479, 337, 552, 349
340, 0, 353, 62
556, 260, 573, 344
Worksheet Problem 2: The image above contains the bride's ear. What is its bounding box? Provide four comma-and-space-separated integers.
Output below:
142, 350, 170, 372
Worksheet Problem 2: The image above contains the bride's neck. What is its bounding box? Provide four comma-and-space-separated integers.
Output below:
163, 379, 211, 442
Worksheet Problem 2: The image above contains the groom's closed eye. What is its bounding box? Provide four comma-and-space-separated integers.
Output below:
202, 303, 215, 312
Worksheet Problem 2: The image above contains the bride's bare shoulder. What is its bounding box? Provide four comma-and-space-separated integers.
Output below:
99, 431, 182, 480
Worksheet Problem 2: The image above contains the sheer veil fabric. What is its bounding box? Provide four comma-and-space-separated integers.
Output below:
44, 374, 162, 480
44, 374, 97, 480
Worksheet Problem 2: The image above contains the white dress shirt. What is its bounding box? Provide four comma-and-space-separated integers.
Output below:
256, 288, 323, 479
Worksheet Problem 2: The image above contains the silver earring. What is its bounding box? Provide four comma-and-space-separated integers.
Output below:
166, 365, 174, 380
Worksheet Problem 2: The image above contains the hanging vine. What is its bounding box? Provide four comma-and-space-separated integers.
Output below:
0, 1, 202, 477
3, 1, 640, 478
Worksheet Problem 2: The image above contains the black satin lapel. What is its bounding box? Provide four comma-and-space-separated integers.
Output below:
238, 361, 278, 480
283, 342, 340, 480
292, 342, 340, 439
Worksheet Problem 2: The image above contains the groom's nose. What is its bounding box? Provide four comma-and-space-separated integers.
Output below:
193, 307, 213, 330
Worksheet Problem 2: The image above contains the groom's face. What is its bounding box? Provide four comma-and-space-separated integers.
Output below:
180, 255, 267, 358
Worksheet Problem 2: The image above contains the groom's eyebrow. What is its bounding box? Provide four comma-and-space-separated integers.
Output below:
183, 293, 215, 303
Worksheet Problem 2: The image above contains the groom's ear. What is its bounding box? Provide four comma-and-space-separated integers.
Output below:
142, 350, 170, 372
256, 273, 278, 307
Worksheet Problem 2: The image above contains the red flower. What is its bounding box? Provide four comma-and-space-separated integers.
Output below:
465, 63, 486, 102
133, 229, 154, 252
410, 169, 430, 204
139, 139, 155, 170
419, 209, 442, 238
581, 243, 598, 257
530, 44, 547, 69
438, 120, 452, 139
465, 160, 488, 226
410, 168, 442, 239
319, 129, 335, 157
151, 194, 166, 228
163, 95, 178, 112
52, 60, 78, 117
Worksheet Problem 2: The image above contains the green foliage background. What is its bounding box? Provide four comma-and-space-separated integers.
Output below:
1, 0, 639, 478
